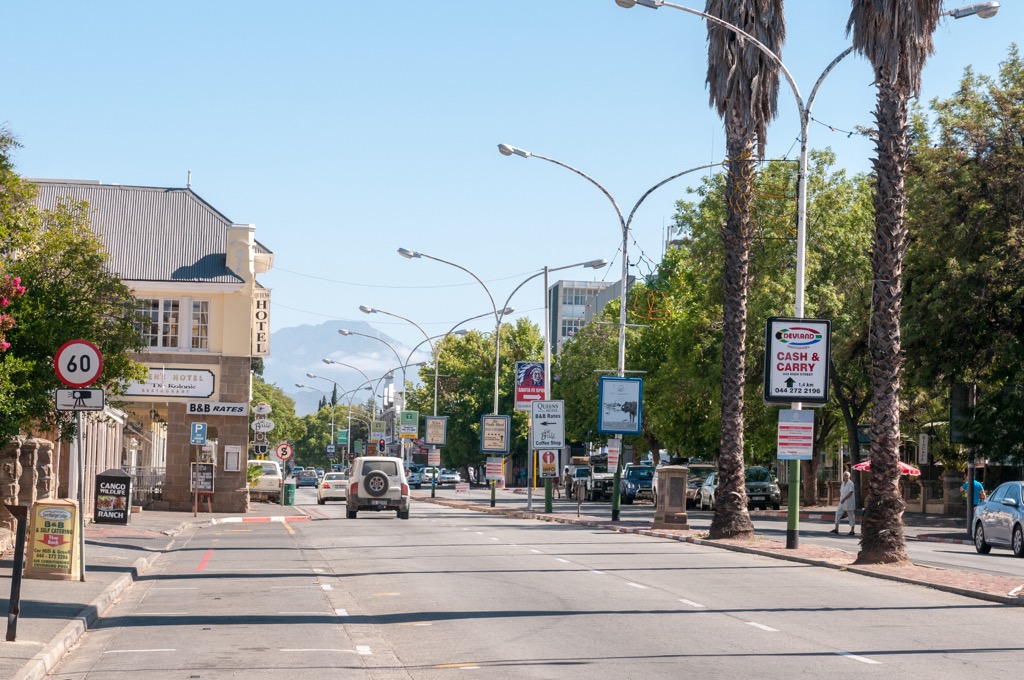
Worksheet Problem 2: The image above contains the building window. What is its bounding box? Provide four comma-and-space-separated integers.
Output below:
561, 318, 584, 339
191, 301, 210, 350
135, 299, 179, 349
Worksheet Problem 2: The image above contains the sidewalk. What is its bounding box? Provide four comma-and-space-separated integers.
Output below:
0, 500, 308, 680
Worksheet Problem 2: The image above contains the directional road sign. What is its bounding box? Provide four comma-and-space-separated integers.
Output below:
530, 400, 565, 450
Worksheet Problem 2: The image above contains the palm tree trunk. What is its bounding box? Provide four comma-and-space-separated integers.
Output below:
710, 137, 756, 540
855, 72, 909, 565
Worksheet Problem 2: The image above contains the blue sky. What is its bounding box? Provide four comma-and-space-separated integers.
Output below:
4, 1, 1019, 360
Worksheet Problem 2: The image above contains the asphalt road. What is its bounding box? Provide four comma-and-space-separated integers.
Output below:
48, 491, 1024, 679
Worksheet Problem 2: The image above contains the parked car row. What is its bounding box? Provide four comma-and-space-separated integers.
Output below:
697, 466, 781, 511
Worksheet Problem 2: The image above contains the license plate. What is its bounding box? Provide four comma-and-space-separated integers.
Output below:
751, 496, 765, 501
371, 500, 387, 506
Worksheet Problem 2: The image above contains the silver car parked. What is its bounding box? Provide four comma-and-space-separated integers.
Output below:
973, 481, 1024, 557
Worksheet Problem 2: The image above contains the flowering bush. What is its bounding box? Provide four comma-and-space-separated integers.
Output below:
0, 273, 26, 351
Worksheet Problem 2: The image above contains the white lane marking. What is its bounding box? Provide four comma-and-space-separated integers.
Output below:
276, 611, 323, 615
356, 645, 373, 655
837, 652, 881, 665
490, 537, 500, 541
590, 570, 605, 575
281, 648, 353, 653
150, 587, 198, 591
678, 598, 706, 608
321, 584, 333, 591
335, 608, 349, 617
476, 531, 484, 535
626, 583, 648, 589
270, 585, 321, 590
555, 558, 570, 563
530, 549, 542, 554
745, 622, 778, 632
104, 649, 176, 654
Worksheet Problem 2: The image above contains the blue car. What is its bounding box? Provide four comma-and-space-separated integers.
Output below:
620, 465, 654, 504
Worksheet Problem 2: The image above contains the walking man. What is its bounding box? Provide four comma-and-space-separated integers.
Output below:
830, 471, 856, 535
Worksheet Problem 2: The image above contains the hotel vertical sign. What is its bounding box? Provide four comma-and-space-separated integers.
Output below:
252, 289, 271, 356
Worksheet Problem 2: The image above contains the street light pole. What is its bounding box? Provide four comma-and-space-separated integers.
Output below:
493, 259, 607, 512
499, 143, 720, 520
616, 0, 999, 549
295, 382, 332, 465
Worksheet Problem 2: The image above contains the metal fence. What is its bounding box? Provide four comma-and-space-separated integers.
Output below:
123, 465, 165, 506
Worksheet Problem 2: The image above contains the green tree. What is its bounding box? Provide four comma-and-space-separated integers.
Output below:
0, 133, 147, 440
904, 45, 1024, 464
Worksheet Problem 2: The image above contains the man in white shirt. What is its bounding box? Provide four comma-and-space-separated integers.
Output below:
830, 471, 856, 535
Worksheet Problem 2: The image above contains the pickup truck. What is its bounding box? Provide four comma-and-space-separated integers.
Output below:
248, 459, 283, 502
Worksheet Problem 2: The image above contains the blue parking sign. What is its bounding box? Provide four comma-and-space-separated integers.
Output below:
191, 422, 208, 445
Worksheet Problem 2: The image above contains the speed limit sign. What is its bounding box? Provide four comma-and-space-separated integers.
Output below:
54, 339, 104, 388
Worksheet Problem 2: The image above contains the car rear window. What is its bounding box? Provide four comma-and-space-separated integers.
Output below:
324, 473, 346, 481
254, 463, 278, 476
363, 460, 399, 476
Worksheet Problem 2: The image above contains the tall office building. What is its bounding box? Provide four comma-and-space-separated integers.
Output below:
547, 277, 634, 354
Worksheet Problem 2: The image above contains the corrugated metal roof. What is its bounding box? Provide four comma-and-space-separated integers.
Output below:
31, 181, 245, 284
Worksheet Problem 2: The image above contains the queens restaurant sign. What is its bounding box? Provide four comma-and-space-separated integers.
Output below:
124, 368, 216, 399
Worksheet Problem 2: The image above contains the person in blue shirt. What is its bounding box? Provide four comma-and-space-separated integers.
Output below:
961, 478, 985, 506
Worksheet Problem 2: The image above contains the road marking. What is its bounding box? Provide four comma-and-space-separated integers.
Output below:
626, 583, 647, 589
837, 652, 881, 665
555, 558, 570, 563
677, 598, 706, 608
356, 645, 372, 655
745, 622, 778, 632
104, 649, 176, 654
281, 648, 352, 653
400, 622, 433, 626
490, 537, 500, 541
321, 584, 333, 591
476, 532, 484, 535
373, 592, 400, 597
590, 570, 604, 575
276, 611, 323, 615
435, 663, 481, 669
335, 608, 348, 617
530, 549, 542, 554
196, 548, 214, 571
283, 522, 296, 535
1009, 585, 1024, 597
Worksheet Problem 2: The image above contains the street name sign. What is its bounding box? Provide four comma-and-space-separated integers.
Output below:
764, 317, 831, 405
530, 400, 565, 450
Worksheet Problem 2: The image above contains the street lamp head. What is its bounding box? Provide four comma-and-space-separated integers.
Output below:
338, 329, 353, 336
497, 143, 531, 159
615, 0, 662, 7
305, 373, 317, 379
359, 305, 376, 314
397, 247, 420, 259
585, 258, 609, 269
501, 306, 515, 315
453, 329, 469, 336
947, 2, 999, 19
295, 383, 307, 389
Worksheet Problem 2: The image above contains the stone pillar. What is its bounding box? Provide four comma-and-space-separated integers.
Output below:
943, 470, 966, 517
0, 438, 24, 534
652, 465, 690, 530
36, 439, 56, 500
18, 438, 40, 506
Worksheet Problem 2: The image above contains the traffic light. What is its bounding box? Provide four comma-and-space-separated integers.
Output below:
378, 438, 386, 451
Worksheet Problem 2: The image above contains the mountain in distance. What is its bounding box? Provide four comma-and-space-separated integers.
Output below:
262, 319, 425, 416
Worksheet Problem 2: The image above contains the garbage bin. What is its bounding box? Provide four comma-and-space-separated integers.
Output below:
282, 479, 296, 506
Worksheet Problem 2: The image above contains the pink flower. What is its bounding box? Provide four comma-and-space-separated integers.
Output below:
0, 341, 9, 352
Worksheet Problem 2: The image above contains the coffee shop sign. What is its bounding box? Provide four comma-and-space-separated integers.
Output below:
124, 368, 215, 398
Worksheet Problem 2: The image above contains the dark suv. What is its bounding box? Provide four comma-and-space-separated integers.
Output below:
745, 466, 781, 510
620, 464, 654, 504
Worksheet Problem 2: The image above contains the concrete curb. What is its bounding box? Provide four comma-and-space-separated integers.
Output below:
420, 497, 1023, 607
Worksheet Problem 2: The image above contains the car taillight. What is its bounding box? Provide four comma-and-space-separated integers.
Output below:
323, 482, 331, 489
401, 483, 409, 495
351, 482, 358, 495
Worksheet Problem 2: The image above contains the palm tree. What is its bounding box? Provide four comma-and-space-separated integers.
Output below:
705, 0, 785, 540
847, 0, 942, 565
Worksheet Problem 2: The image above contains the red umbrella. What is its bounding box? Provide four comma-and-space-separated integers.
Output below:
851, 460, 921, 476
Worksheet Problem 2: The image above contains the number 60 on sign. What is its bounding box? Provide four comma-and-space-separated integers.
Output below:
54, 339, 104, 388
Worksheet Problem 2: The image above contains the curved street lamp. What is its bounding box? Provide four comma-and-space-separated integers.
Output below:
295, 382, 333, 461
494, 258, 608, 511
